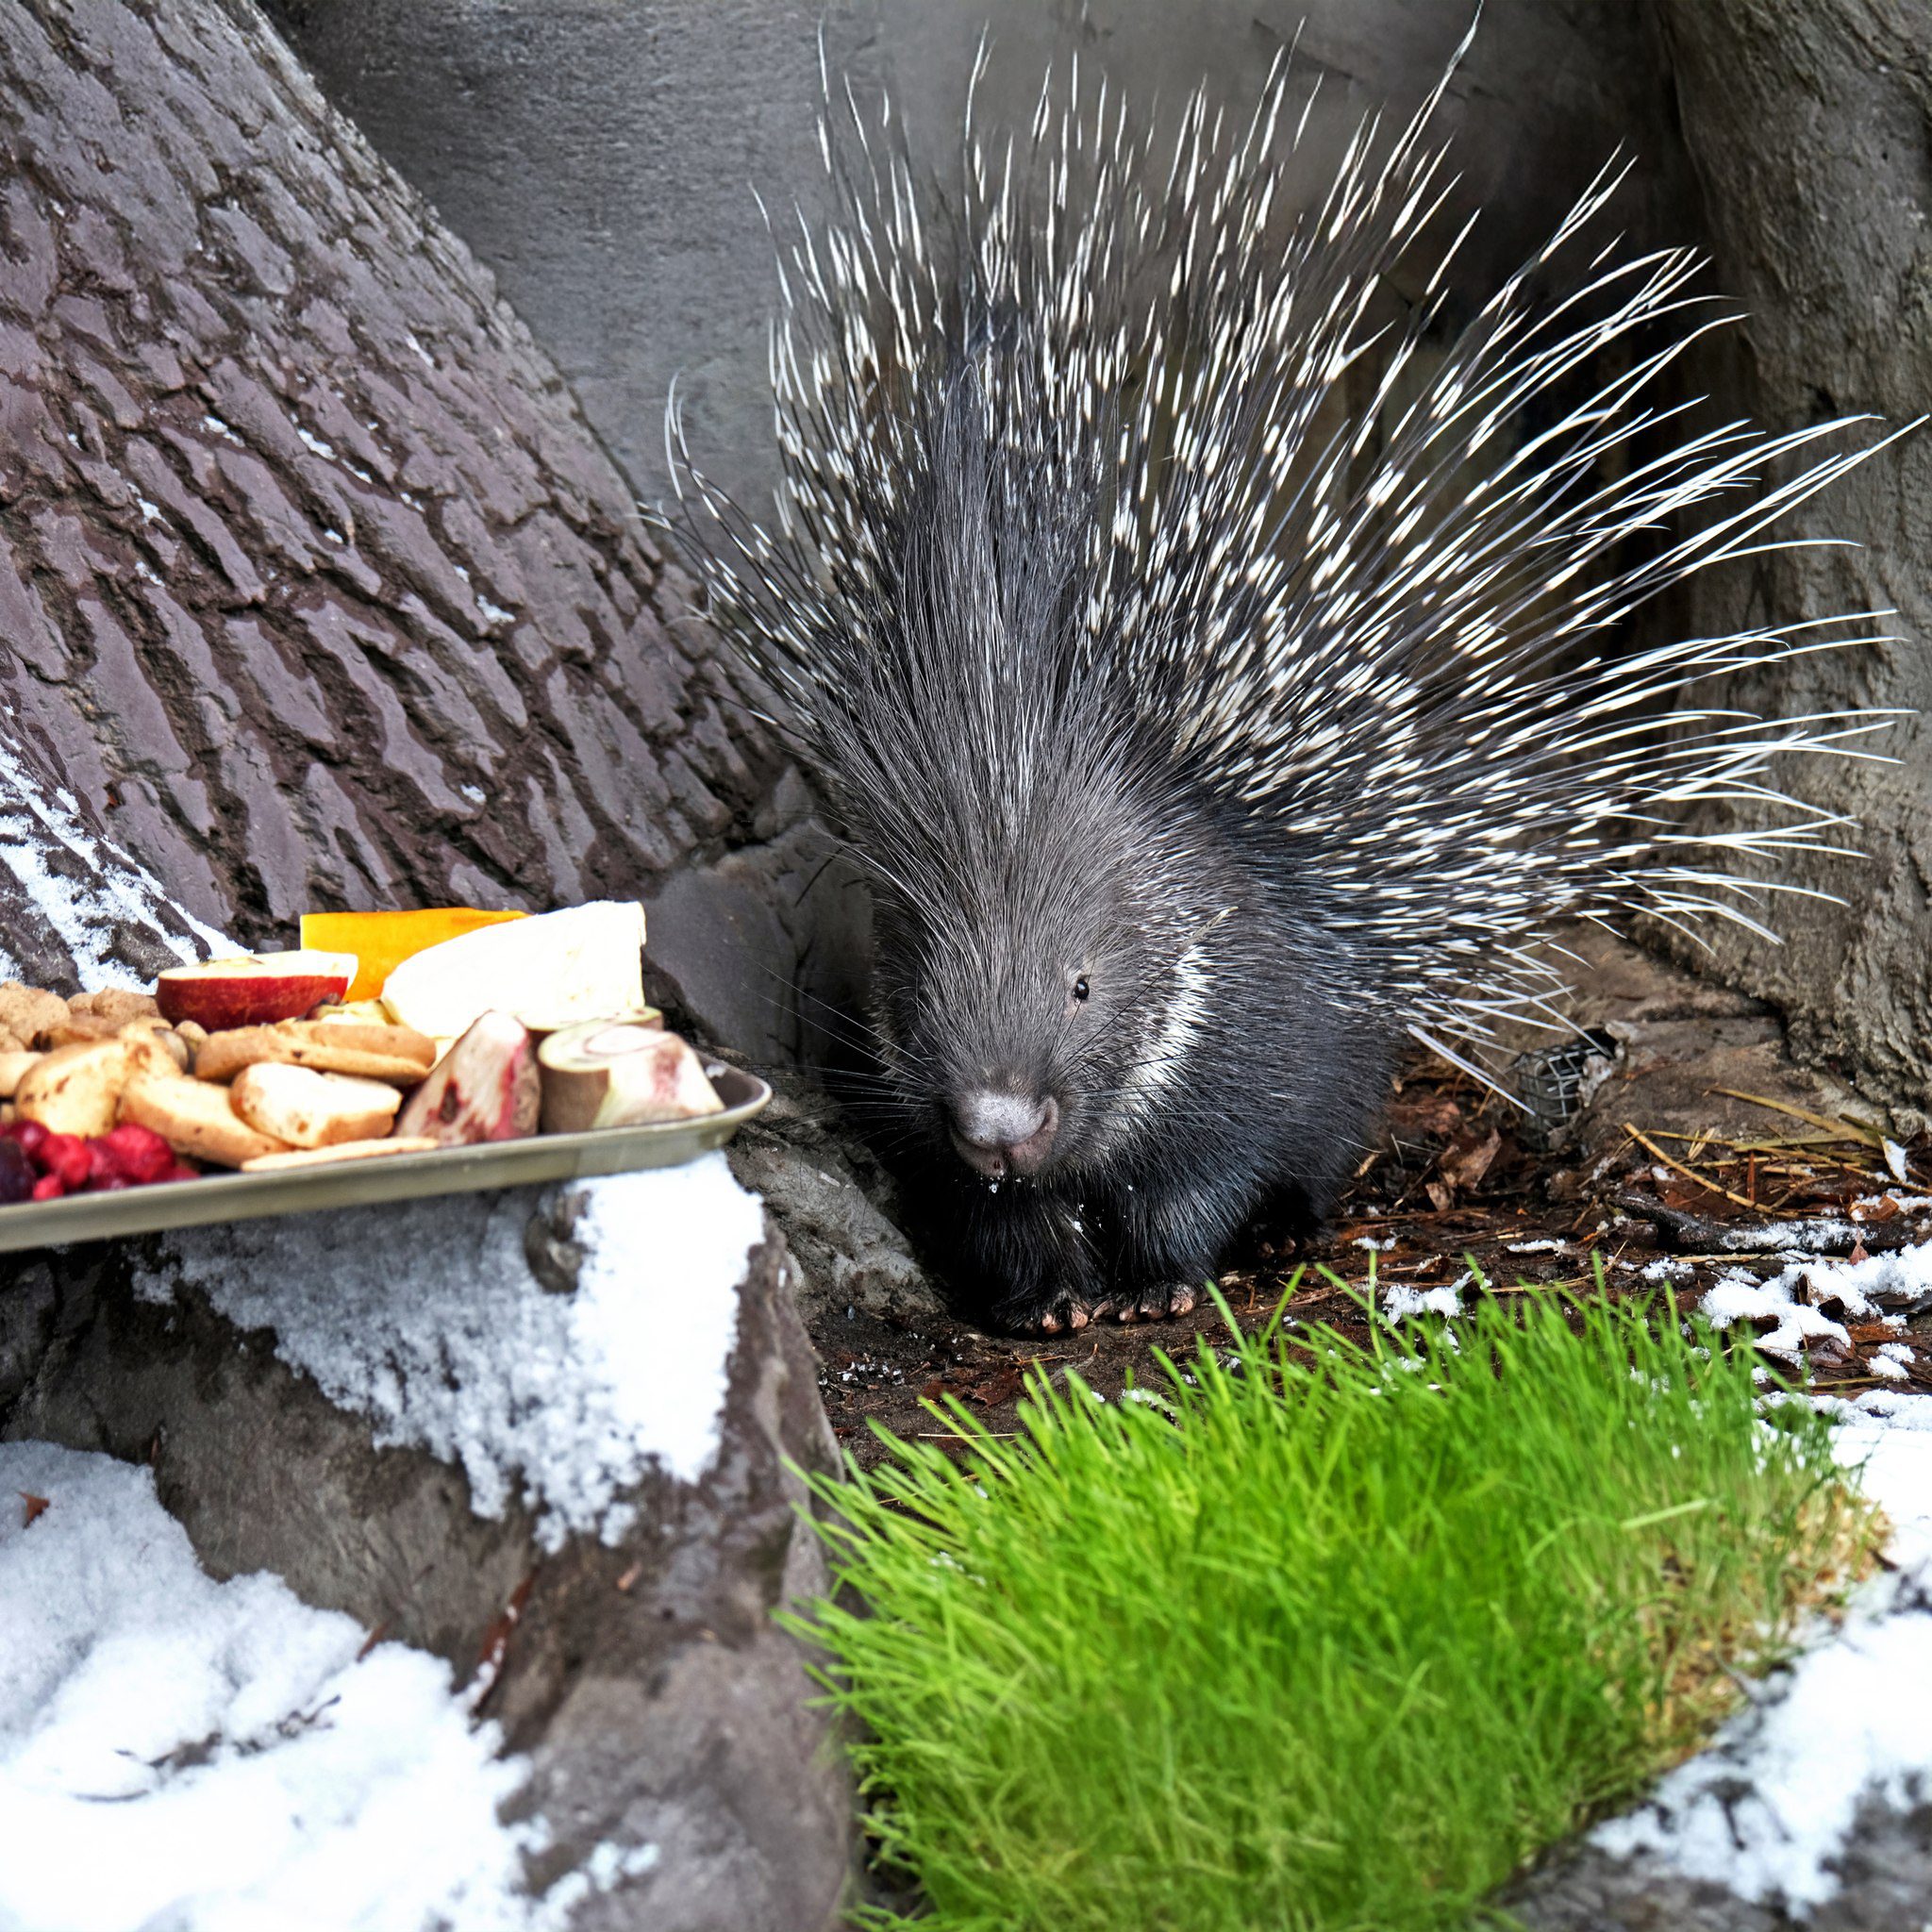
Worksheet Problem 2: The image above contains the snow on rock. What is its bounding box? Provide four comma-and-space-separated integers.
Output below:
1694, 1238, 1932, 1363
0, 1440, 549, 1932
129, 1153, 767, 1549
1697, 1274, 1856, 1362
1590, 1389, 1932, 1914
0, 731, 232, 984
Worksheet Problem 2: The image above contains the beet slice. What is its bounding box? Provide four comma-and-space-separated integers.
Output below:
393, 1011, 538, 1146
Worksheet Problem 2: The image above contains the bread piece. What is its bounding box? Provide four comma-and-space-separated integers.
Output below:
241, 1136, 440, 1173
69, 988, 162, 1027
0, 1051, 42, 1100
0, 982, 69, 1049
120, 1074, 291, 1168
118, 1019, 192, 1072
195, 1019, 438, 1085
16, 1038, 135, 1137
42, 1012, 126, 1046
229, 1062, 403, 1149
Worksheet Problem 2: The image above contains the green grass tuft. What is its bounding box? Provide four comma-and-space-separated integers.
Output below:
789, 1286, 1874, 1932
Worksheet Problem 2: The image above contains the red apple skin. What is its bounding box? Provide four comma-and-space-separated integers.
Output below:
156, 953, 356, 1030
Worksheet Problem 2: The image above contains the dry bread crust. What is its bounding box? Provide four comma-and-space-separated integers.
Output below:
229, 1062, 403, 1149
193, 1020, 436, 1085
121, 1074, 290, 1167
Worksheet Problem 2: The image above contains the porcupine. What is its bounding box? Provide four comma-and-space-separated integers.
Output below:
665, 45, 1903, 1337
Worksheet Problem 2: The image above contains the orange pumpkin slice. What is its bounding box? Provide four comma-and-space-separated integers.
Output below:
299, 908, 527, 1003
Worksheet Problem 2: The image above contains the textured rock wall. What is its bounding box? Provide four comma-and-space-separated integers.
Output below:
1648, 0, 1932, 1115
0, 0, 780, 976
263, 0, 1692, 511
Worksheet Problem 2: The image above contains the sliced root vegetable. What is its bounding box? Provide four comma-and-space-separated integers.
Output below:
156, 951, 357, 1030
120, 1074, 291, 1168
242, 1136, 441, 1172
300, 908, 528, 1003
229, 1062, 404, 1149
523, 1004, 661, 1045
393, 1011, 539, 1146
380, 901, 644, 1041
538, 1021, 724, 1134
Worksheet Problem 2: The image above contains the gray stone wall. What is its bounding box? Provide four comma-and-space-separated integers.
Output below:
264, 0, 1690, 511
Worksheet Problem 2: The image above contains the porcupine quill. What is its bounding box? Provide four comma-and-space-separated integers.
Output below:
662, 36, 1913, 1335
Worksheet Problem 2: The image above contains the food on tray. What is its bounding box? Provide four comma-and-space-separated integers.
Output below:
300, 908, 528, 1002
380, 900, 645, 1041
17, 1039, 144, 1138
0, 1118, 194, 1199
394, 1011, 540, 1146
156, 951, 358, 1029
194, 1019, 437, 1085
229, 1063, 405, 1149
0, 982, 73, 1050
0, 896, 761, 1219
0, 1137, 30, 1204
71, 989, 162, 1027
120, 1073, 292, 1168
539, 1020, 723, 1133
241, 1136, 440, 1173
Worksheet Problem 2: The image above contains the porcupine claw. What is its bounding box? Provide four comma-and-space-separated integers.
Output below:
1116, 1283, 1198, 1324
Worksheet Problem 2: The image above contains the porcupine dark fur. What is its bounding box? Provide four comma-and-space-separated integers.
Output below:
665, 42, 1905, 1335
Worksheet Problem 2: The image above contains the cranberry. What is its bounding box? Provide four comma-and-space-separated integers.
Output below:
30, 1174, 63, 1201
39, 1133, 92, 1191
92, 1124, 175, 1186
3, 1119, 49, 1161
0, 1140, 31, 1206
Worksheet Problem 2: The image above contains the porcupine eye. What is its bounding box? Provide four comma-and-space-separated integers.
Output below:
1072, 974, 1090, 1004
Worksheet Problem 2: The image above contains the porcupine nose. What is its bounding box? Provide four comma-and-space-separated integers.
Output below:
949, 1087, 1060, 1179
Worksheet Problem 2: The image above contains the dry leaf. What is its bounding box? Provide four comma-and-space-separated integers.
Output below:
19, 1491, 48, 1527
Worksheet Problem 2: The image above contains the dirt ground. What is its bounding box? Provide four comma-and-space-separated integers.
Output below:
805, 934, 1932, 1470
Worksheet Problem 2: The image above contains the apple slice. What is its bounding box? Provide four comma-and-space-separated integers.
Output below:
538, 1021, 724, 1133
156, 951, 358, 1030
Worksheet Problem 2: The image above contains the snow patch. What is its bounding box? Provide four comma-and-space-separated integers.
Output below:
0, 734, 232, 984
1696, 1240, 1932, 1362
1380, 1278, 1462, 1324
1591, 1390, 1932, 1914
129, 1155, 764, 1548
0, 1441, 541, 1932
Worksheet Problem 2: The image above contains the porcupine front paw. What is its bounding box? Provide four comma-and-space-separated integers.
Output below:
991, 1277, 1105, 1337
1093, 1279, 1202, 1324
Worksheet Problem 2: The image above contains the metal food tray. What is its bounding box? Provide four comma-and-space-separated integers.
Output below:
0, 1068, 771, 1256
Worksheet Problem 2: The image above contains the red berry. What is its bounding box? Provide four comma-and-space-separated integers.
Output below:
89, 1174, 131, 1191
158, 1161, 200, 1184
30, 1174, 63, 1201
39, 1133, 91, 1191
4, 1119, 49, 1160
92, 1123, 175, 1186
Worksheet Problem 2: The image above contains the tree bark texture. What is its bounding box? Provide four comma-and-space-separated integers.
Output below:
0, 0, 779, 991
1652, 0, 1932, 1113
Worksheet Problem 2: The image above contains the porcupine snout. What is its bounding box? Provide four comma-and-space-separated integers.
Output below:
947, 1086, 1061, 1179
